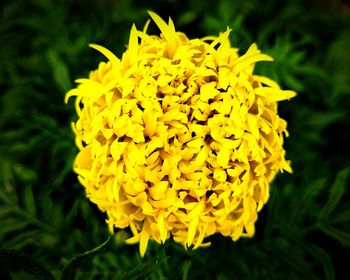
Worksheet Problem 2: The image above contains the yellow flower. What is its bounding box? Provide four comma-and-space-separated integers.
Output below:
66, 12, 296, 257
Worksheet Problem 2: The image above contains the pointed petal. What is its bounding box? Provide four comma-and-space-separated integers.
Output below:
128, 24, 139, 58
139, 231, 149, 257
89, 43, 119, 63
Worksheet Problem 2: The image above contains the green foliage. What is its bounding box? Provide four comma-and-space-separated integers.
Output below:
61, 238, 110, 280
0, 249, 55, 280
0, 238, 110, 280
0, 0, 349, 279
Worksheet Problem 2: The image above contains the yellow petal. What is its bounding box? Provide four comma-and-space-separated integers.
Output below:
200, 82, 219, 101
149, 181, 169, 200
187, 217, 199, 247
143, 109, 158, 137
139, 231, 149, 257
128, 24, 139, 58
247, 113, 260, 139
255, 87, 297, 101
213, 169, 227, 182
89, 43, 119, 63
217, 148, 231, 167
110, 141, 127, 161
148, 11, 179, 57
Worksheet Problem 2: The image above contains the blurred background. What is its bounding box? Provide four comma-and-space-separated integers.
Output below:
0, 0, 349, 279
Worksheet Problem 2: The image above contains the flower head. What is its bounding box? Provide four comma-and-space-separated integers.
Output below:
66, 12, 296, 257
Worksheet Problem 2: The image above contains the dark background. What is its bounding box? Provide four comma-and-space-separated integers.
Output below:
0, 0, 349, 279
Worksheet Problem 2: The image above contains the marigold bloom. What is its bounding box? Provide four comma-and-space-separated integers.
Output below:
66, 12, 295, 257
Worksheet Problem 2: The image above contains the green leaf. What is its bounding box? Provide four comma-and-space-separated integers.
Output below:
268, 241, 316, 280
319, 226, 350, 247
121, 256, 164, 280
61, 237, 110, 280
0, 249, 54, 280
181, 260, 192, 280
288, 178, 327, 228
331, 209, 350, 224
302, 242, 335, 280
0, 219, 30, 241
306, 111, 346, 128
177, 11, 198, 26
318, 167, 350, 220
46, 50, 71, 93
0, 206, 17, 219
23, 185, 37, 216
5, 229, 43, 249
264, 187, 282, 235
284, 71, 304, 91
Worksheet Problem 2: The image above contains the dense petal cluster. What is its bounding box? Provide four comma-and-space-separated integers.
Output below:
66, 12, 295, 256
